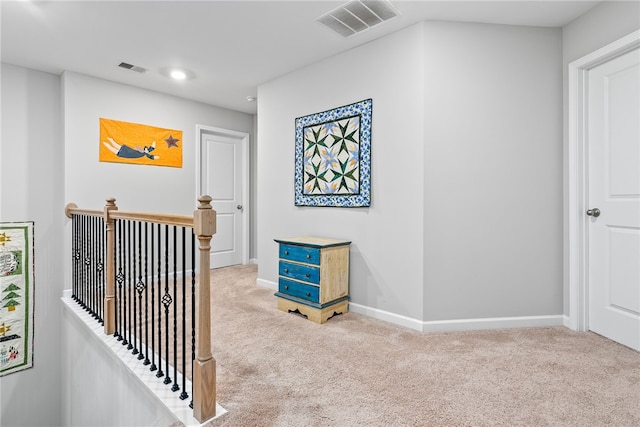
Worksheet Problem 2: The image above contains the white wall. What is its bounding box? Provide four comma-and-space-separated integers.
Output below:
0, 64, 64, 427
257, 20, 564, 326
257, 24, 426, 320
62, 71, 254, 215
561, 1, 640, 315
563, 1, 640, 63
423, 22, 563, 322
61, 298, 179, 427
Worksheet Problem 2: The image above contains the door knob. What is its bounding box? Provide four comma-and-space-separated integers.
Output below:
586, 208, 601, 218
237, 205, 243, 210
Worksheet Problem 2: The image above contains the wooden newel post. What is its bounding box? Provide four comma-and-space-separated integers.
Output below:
192, 195, 217, 422
104, 197, 118, 335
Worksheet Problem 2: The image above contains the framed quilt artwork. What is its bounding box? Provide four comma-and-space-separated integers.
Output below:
295, 99, 372, 207
0, 222, 35, 376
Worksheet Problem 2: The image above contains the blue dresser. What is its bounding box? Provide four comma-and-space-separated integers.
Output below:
274, 236, 350, 323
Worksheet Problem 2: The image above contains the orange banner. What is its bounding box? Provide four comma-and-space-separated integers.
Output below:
99, 118, 182, 168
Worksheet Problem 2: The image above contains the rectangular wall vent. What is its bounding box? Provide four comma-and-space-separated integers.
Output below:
316, 0, 398, 38
118, 62, 148, 73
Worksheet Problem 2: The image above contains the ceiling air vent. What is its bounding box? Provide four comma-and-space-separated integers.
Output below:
118, 62, 148, 74
316, 0, 398, 38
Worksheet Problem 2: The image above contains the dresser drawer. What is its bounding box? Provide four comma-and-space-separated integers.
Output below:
279, 244, 320, 265
279, 260, 320, 284
278, 278, 319, 303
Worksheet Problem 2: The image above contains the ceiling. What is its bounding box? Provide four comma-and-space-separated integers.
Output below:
1, 0, 601, 114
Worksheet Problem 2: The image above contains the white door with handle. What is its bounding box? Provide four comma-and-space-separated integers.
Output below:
587, 46, 640, 351
198, 127, 249, 269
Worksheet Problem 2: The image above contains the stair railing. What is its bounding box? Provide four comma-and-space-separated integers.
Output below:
64, 196, 217, 423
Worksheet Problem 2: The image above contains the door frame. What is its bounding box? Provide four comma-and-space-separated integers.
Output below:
567, 30, 640, 332
195, 124, 250, 265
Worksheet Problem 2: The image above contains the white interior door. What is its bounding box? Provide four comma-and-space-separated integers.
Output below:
587, 47, 640, 351
200, 131, 245, 268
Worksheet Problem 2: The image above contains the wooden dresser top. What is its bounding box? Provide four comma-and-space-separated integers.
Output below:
274, 236, 351, 248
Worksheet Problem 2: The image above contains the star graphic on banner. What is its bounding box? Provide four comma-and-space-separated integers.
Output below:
165, 135, 179, 148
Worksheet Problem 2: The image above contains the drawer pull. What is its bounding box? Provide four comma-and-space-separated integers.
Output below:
285, 250, 289, 255
306, 254, 311, 259
284, 285, 289, 290
306, 292, 311, 297
284, 269, 289, 273
305, 273, 310, 278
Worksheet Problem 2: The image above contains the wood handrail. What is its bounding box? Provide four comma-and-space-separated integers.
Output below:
64, 203, 102, 218
65, 202, 193, 228
110, 211, 193, 227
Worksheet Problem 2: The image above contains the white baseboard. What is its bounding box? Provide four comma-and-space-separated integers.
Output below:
349, 302, 565, 333
249, 258, 258, 265
348, 302, 424, 331
256, 280, 565, 333
421, 314, 565, 332
256, 278, 277, 290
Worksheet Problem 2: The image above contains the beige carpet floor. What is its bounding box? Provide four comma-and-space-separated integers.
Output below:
203, 264, 640, 427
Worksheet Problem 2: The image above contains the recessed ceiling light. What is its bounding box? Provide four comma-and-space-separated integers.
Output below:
160, 67, 195, 81
170, 70, 187, 80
